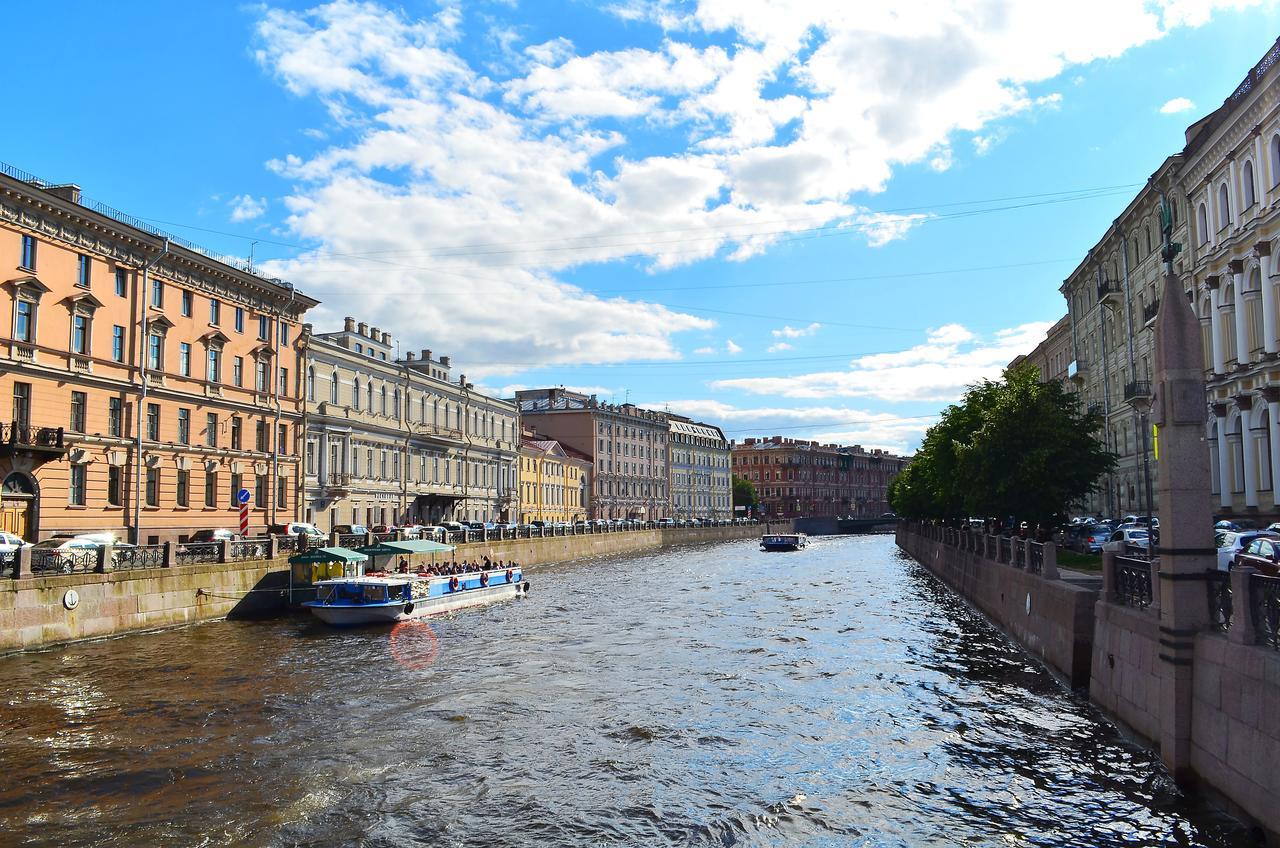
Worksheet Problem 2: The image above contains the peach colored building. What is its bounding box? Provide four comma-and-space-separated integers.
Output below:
1, 165, 317, 544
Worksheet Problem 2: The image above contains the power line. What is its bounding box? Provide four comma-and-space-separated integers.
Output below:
720, 413, 940, 434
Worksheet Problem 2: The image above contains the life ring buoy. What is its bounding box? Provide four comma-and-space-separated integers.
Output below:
505, 569, 514, 583
480, 572, 489, 587
449, 576, 460, 592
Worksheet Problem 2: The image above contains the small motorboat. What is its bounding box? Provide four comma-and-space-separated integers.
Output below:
761, 533, 808, 552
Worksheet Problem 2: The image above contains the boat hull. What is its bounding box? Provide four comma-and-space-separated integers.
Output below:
306, 583, 519, 625
760, 534, 808, 552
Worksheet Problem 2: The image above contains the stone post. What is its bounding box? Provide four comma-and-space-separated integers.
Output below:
395, 528, 405, 541
363, 531, 374, 547
97, 544, 113, 573
329, 530, 341, 548
266, 537, 278, 561
1228, 565, 1258, 645
1102, 550, 1117, 599
219, 540, 232, 564
163, 541, 175, 568
1042, 542, 1059, 580
1148, 558, 1160, 613
1150, 263, 1216, 781
15, 546, 31, 578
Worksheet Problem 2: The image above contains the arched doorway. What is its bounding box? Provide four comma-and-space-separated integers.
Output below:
1, 472, 36, 540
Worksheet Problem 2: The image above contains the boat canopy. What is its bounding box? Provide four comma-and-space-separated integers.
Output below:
356, 539, 456, 557
288, 546, 369, 565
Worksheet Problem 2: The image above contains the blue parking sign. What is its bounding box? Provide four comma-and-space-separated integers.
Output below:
237, 488, 251, 505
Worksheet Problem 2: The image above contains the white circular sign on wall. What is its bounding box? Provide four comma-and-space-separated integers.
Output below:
63, 589, 79, 611
1026, 592, 1031, 615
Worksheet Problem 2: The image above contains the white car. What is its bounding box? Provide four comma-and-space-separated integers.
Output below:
0, 531, 31, 554
1216, 530, 1280, 570
1101, 528, 1151, 554
418, 525, 448, 541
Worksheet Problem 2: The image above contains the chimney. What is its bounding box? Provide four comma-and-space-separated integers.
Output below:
381, 331, 391, 345
369, 325, 379, 339
439, 356, 450, 367
422, 349, 432, 361
43, 183, 82, 204
344, 317, 356, 332
406, 351, 415, 361
459, 374, 467, 386
357, 322, 368, 336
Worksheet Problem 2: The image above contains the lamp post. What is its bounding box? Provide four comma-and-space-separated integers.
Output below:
1127, 380, 1156, 539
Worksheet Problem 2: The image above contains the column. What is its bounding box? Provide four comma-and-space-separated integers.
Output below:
1266, 388, 1280, 507
1255, 129, 1269, 209
1237, 395, 1258, 508
1259, 242, 1276, 356
1208, 276, 1226, 374
1214, 403, 1232, 509
1231, 259, 1249, 366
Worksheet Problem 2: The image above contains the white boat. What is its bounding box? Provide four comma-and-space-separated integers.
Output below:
304, 567, 526, 626
761, 533, 808, 552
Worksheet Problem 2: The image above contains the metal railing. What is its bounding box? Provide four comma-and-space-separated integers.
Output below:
229, 539, 269, 561
176, 542, 221, 566
273, 535, 299, 554
998, 537, 1012, 564
1096, 278, 1122, 301
1207, 570, 1232, 632
112, 544, 166, 570
1249, 573, 1280, 650
1114, 557, 1153, 609
30, 548, 97, 575
2, 422, 65, 450
371, 532, 396, 544
1028, 542, 1044, 575
1123, 381, 1152, 403
337, 533, 365, 548
1142, 299, 1160, 324
0, 550, 14, 574
1013, 540, 1026, 569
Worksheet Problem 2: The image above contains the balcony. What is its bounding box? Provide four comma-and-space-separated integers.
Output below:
0, 422, 66, 460
1123, 380, 1153, 404
1087, 402, 1104, 417
1067, 359, 1089, 385
324, 472, 353, 496
1142, 299, 1161, 327
1097, 278, 1123, 308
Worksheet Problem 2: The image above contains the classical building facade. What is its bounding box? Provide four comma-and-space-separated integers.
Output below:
1008, 314, 1072, 384
667, 416, 731, 520
1, 165, 316, 544
303, 319, 519, 528
515, 388, 670, 519
518, 429, 591, 524
731, 436, 909, 518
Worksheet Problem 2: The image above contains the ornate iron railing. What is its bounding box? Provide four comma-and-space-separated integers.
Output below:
1249, 573, 1280, 650
998, 537, 1012, 564
1028, 542, 1044, 575
1123, 381, 1152, 403
31, 548, 97, 575
176, 542, 221, 566
1013, 541, 1026, 569
1, 422, 65, 450
112, 544, 166, 570
1114, 558, 1153, 608
1206, 570, 1232, 632
1142, 299, 1160, 325
371, 532, 396, 544
337, 533, 365, 548
274, 535, 299, 554
229, 539, 268, 561
0, 550, 15, 575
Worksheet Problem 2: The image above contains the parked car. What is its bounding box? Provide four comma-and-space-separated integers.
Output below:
331, 524, 369, 536
268, 522, 326, 540
0, 531, 31, 553
1216, 530, 1280, 570
439, 522, 466, 533
29, 536, 103, 571
1233, 535, 1280, 576
416, 525, 447, 541
657, 518, 675, 527
186, 529, 242, 544
1101, 528, 1151, 555
1069, 523, 1111, 553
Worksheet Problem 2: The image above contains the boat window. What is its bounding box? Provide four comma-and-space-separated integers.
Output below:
363, 585, 386, 603
315, 585, 335, 603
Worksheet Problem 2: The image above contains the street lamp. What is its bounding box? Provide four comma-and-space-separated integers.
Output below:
1126, 380, 1155, 537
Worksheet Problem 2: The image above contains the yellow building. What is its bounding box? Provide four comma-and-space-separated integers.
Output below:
519, 430, 590, 524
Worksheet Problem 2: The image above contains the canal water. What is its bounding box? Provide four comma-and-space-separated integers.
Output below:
0, 535, 1254, 847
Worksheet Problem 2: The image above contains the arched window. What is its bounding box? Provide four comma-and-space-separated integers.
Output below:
307, 367, 315, 402
1144, 225, 1152, 256
380, 385, 387, 415
353, 378, 361, 410
1243, 160, 1257, 208
330, 373, 338, 404
393, 388, 400, 419
1198, 203, 1209, 244
1272, 135, 1280, 188
367, 381, 373, 411
1219, 183, 1231, 228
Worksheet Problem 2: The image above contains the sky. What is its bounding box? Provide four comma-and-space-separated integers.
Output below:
7, 0, 1280, 453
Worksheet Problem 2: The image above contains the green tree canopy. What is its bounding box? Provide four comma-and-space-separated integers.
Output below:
889, 363, 1115, 525
732, 474, 759, 510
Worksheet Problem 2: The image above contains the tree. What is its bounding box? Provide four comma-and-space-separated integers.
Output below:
890, 363, 1115, 525
732, 474, 758, 511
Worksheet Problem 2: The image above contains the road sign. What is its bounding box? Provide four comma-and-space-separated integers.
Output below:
237, 488, 251, 505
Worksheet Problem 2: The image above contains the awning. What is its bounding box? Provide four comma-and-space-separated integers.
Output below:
288, 546, 369, 564
356, 539, 456, 557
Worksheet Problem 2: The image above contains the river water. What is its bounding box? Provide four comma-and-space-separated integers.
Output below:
0, 535, 1254, 847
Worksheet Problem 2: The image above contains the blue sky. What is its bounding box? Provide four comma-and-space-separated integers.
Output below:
8, 1, 1279, 452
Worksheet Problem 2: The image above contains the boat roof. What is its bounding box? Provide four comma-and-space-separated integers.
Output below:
356, 539, 455, 556
288, 546, 369, 564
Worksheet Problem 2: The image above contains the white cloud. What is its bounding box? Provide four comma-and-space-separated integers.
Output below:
229, 194, 268, 222
766, 342, 792, 353
1159, 96, 1195, 113
693, 346, 715, 354
771, 322, 821, 339
711, 321, 1054, 403
726, 339, 743, 354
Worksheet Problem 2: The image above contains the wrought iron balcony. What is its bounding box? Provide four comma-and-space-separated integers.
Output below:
1097, 278, 1123, 307
0, 422, 66, 458
1123, 381, 1153, 404
1086, 402, 1105, 417
1067, 359, 1088, 384
324, 471, 353, 494
1142, 299, 1161, 326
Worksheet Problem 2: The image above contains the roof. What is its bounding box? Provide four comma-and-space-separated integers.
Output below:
288, 546, 368, 564
358, 539, 456, 556
669, 419, 726, 441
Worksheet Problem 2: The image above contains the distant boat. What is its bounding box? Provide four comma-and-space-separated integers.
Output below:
304, 568, 526, 626
761, 533, 808, 552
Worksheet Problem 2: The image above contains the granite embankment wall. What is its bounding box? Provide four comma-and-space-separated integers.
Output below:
896, 522, 1098, 687
0, 522, 785, 654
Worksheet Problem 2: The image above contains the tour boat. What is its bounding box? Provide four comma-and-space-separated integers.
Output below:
303, 567, 526, 626
761, 533, 808, 552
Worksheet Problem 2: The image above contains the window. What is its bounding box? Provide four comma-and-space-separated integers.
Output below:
177, 408, 190, 444
108, 465, 122, 506
234, 307, 244, 333
70, 392, 86, 433
1244, 160, 1257, 208
353, 378, 361, 410
207, 346, 222, 382
146, 403, 160, 440
176, 470, 189, 507
108, 397, 122, 437
279, 367, 288, 397
256, 421, 268, 452
206, 412, 218, 447
15, 299, 35, 342
115, 268, 128, 297
148, 331, 163, 370
69, 464, 86, 506
230, 473, 242, 507
278, 322, 289, 346
367, 382, 373, 411
307, 367, 315, 401
1198, 204, 1209, 245
381, 385, 387, 415
145, 468, 159, 507
112, 325, 125, 362
233, 356, 244, 387
256, 359, 269, 392
1219, 183, 1231, 228
254, 474, 267, 507
181, 290, 193, 317
257, 315, 270, 341
150, 277, 163, 308
72, 314, 89, 355
209, 298, 220, 325
20, 234, 36, 270
330, 373, 338, 404
277, 423, 287, 453
230, 417, 242, 450
77, 254, 91, 288
179, 342, 191, 376
277, 474, 287, 509
204, 471, 217, 508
